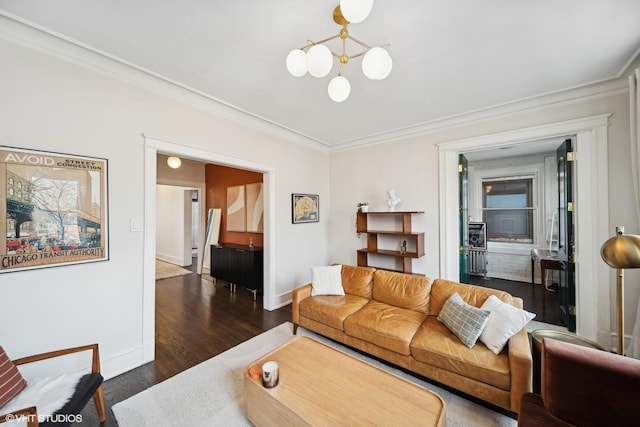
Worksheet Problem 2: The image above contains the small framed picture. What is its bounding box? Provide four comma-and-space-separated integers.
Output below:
292, 193, 319, 224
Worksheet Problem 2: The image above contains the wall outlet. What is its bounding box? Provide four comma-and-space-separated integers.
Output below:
130, 219, 142, 232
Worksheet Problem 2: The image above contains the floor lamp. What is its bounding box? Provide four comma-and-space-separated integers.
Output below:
601, 226, 640, 355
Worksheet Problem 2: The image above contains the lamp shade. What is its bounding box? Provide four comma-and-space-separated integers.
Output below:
601, 231, 640, 269
328, 76, 351, 102
306, 44, 333, 78
286, 49, 308, 77
340, 0, 374, 24
167, 156, 182, 169
362, 47, 392, 80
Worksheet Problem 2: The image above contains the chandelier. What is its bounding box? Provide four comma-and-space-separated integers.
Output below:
285, 0, 392, 102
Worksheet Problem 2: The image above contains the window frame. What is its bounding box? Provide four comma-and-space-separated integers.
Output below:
482, 177, 534, 243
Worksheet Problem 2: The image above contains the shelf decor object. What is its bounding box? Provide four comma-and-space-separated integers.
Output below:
601, 226, 640, 355
285, 1, 392, 102
357, 202, 369, 213
356, 211, 424, 274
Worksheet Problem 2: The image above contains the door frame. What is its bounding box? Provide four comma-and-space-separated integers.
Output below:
142, 135, 276, 363
438, 114, 611, 344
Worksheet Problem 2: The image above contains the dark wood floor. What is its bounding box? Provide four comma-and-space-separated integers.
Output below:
468, 275, 563, 327
81, 262, 291, 426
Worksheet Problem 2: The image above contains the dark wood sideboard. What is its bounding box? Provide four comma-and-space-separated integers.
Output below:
210, 243, 263, 300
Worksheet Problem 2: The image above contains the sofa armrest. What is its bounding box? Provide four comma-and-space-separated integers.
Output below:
292, 284, 312, 329
508, 326, 533, 413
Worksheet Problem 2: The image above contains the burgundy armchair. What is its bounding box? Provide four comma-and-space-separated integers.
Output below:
518, 337, 640, 427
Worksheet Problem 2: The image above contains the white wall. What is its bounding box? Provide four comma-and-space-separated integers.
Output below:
0, 23, 329, 379
156, 185, 192, 266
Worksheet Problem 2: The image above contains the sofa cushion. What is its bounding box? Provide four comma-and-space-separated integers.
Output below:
437, 292, 490, 348
479, 295, 535, 354
372, 270, 433, 314
429, 278, 512, 316
311, 265, 344, 296
344, 300, 426, 355
341, 265, 376, 299
299, 295, 370, 331
410, 316, 511, 390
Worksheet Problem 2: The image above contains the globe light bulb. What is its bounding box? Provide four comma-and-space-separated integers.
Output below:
340, 0, 374, 24
306, 44, 333, 78
328, 76, 351, 102
286, 49, 308, 77
362, 47, 392, 80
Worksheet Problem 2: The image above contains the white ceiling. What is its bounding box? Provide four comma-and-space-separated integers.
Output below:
1, 0, 639, 150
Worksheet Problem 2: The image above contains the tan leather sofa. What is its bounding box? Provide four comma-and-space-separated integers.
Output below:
292, 265, 532, 414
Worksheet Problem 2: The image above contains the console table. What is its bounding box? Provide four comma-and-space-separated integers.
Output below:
530, 249, 560, 311
210, 243, 263, 300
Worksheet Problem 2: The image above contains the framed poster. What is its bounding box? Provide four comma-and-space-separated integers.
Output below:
226, 185, 246, 232
1, 146, 109, 273
468, 222, 487, 250
292, 193, 319, 224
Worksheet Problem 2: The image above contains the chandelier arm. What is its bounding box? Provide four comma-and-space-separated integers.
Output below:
301, 33, 341, 50
346, 50, 369, 60
346, 34, 373, 50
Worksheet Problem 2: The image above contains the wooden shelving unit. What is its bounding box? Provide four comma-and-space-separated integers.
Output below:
356, 211, 425, 274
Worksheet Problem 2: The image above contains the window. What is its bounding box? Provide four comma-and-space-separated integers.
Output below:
482, 178, 533, 243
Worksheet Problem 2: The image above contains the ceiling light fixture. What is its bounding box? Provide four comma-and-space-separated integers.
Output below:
167, 156, 182, 169
285, 1, 392, 102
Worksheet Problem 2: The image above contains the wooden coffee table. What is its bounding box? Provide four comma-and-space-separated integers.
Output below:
244, 336, 445, 426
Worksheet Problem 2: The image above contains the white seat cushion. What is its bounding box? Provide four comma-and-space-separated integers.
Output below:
1, 368, 87, 422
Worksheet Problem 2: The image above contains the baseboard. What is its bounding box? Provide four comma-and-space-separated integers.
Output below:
267, 291, 292, 311
156, 253, 186, 266
101, 346, 147, 381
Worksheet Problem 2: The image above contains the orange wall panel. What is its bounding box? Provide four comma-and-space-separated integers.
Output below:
205, 164, 264, 247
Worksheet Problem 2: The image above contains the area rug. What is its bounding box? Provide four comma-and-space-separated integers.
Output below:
112, 322, 516, 426
155, 260, 191, 280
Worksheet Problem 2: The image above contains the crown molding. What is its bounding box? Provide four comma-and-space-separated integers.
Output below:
618, 45, 640, 77
0, 12, 329, 153
329, 77, 628, 152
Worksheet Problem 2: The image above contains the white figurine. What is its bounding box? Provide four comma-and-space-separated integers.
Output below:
386, 189, 401, 211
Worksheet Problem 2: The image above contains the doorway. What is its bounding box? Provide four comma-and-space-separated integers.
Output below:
459, 138, 567, 327
438, 114, 611, 343
156, 184, 200, 268
141, 135, 276, 364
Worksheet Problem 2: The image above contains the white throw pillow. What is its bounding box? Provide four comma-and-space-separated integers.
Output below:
479, 295, 536, 354
310, 265, 344, 296
437, 292, 491, 348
